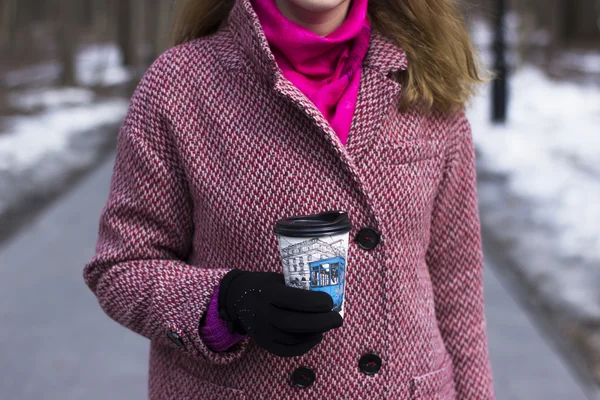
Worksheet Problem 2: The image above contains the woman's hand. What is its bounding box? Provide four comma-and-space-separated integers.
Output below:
218, 269, 343, 358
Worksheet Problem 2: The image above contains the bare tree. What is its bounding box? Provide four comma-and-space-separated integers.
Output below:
144, 0, 158, 61
116, 0, 147, 73
91, 0, 110, 42
132, 0, 147, 71
117, 0, 134, 67
1, 0, 19, 51
513, 0, 539, 67
57, 0, 78, 86
156, 0, 174, 57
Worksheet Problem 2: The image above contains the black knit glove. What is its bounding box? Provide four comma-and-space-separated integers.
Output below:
218, 269, 343, 358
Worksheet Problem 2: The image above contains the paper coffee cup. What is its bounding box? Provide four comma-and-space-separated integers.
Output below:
273, 211, 353, 318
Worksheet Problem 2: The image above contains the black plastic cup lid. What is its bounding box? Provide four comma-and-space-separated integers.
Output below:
274, 210, 353, 238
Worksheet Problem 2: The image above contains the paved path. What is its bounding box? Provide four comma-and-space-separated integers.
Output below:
0, 153, 591, 399
483, 251, 591, 399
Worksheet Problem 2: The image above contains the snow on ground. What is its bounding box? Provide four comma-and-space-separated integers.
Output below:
8, 87, 95, 110
0, 41, 133, 219
2, 43, 133, 88
468, 16, 600, 318
0, 88, 128, 216
467, 66, 600, 261
1, 93, 128, 173
0, 42, 131, 217
76, 43, 134, 86
559, 51, 600, 74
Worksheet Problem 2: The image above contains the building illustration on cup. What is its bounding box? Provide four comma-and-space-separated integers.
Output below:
280, 236, 347, 311
274, 211, 353, 318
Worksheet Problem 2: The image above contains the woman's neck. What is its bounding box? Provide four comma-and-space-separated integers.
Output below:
274, 0, 352, 36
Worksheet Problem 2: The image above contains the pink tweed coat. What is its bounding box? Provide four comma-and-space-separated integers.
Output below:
83, 0, 496, 398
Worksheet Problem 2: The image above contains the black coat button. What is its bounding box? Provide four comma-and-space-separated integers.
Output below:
359, 353, 382, 375
166, 329, 185, 348
355, 228, 381, 250
291, 366, 316, 388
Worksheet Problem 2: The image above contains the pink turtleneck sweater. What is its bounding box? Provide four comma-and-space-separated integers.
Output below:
199, 0, 371, 352
253, 0, 371, 145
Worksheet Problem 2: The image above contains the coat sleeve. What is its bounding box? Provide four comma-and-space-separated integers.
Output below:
425, 110, 496, 399
83, 51, 251, 365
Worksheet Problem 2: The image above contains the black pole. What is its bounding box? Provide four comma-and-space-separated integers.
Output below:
491, 0, 508, 123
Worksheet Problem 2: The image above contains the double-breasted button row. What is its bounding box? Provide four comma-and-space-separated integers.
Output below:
291, 366, 316, 388
359, 353, 382, 375
291, 353, 382, 388
355, 228, 381, 250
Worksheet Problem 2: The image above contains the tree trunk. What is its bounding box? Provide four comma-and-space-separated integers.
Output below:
132, 0, 146, 70
562, 0, 577, 45
58, 0, 77, 86
156, 0, 174, 56
544, 0, 564, 62
92, 0, 109, 41
145, 0, 159, 62
117, 0, 134, 66
1, 0, 19, 51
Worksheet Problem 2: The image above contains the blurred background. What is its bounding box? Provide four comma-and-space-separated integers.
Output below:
0, 0, 599, 399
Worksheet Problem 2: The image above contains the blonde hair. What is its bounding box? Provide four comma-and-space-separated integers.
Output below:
171, 0, 493, 115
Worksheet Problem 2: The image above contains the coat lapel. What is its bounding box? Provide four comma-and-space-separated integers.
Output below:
227, 0, 409, 224
347, 30, 409, 161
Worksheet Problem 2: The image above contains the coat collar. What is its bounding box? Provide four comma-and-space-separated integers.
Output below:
227, 0, 409, 84
224, 0, 409, 234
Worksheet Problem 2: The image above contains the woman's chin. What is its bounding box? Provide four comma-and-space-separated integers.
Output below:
283, 0, 350, 18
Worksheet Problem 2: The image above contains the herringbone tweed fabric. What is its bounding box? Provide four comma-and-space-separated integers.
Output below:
83, 0, 496, 398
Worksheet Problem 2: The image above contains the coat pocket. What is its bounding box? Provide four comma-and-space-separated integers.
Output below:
410, 358, 457, 400
166, 378, 246, 400
157, 362, 247, 400
378, 138, 444, 165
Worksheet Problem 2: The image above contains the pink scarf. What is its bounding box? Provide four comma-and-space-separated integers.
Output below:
250, 0, 371, 146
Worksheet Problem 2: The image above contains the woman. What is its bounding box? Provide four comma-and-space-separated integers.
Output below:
83, 0, 496, 397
